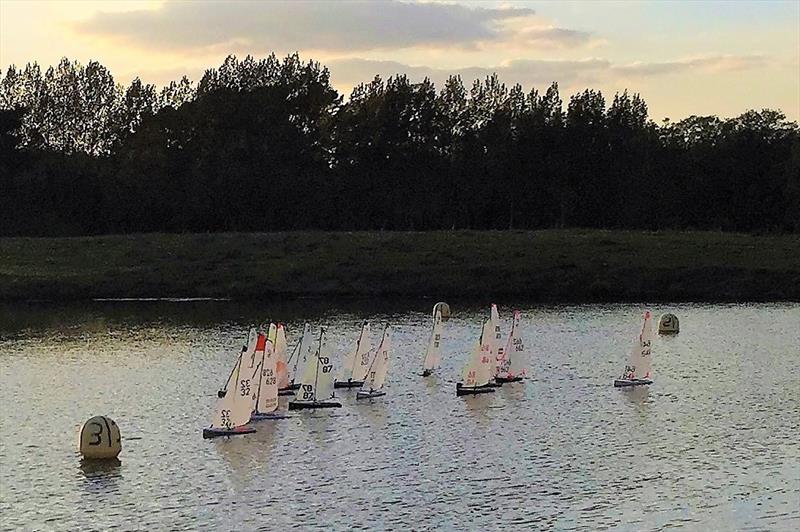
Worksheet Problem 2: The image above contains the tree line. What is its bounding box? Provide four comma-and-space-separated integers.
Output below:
1, 53, 798, 236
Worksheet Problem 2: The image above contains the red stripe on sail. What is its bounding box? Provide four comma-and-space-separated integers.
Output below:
255, 333, 267, 351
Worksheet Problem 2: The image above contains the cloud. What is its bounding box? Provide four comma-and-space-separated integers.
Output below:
326, 55, 769, 93
614, 55, 770, 76
74, 0, 550, 53
518, 27, 594, 48
326, 55, 769, 96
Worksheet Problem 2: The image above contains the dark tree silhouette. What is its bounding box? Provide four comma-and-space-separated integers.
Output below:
0, 54, 798, 236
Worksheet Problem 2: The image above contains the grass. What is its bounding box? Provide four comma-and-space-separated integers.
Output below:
1, 230, 798, 302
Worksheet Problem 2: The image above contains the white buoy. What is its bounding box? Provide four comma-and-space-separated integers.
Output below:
79, 416, 121, 459
658, 313, 680, 335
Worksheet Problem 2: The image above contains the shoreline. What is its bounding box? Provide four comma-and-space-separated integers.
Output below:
2, 230, 798, 303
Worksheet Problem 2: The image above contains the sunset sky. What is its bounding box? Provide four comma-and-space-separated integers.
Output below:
1, 0, 798, 121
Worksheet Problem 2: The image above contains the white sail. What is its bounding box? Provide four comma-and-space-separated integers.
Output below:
293, 333, 320, 403
294, 328, 335, 403
422, 305, 444, 372
362, 327, 391, 393
624, 311, 654, 379
290, 323, 313, 385
338, 321, 372, 382
315, 329, 336, 399
505, 310, 526, 378
274, 323, 290, 389
210, 352, 258, 430
490, 304, 505, 377
223, 327, 258, 392
256, 329, 278, 414
462, 320, 493, 387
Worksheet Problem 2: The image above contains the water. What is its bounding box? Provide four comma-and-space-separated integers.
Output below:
1, 301, 798, 531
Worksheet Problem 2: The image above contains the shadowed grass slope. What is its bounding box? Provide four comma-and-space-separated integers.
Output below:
1, 230, 798, 301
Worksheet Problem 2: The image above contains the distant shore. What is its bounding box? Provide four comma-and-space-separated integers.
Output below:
1, 230, 798, 302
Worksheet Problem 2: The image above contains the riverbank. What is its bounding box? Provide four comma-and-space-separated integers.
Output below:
1, 230, 798, 302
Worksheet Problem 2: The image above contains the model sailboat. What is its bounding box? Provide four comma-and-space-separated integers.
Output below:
614, 311, 654, 387
486, 304, 504, 387
204, 331, 261, 438
456, 319, 495, 396
357, 326, 391, 399
280, 323, 312, 395
274, 323, 297, 396
288, 327, 342, 410
334, 321, 372, 388
421, 302, 449, 377
495, 310, 526, 383
251, 324, 288, 420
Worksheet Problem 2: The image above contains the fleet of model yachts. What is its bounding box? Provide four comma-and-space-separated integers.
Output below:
203, 303, 664, 438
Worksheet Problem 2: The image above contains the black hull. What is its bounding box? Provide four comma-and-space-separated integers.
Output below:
495, 376, 524, 383
250, 412, 291, 420
202, 427, 256, 439
485, 381, 503, 388
278, 389, 296, 396
614, 378, 653, 388
456, 384, 496, 396
288, 401, 342, 410
334, 380, 363, 388
356, 390, 386, 400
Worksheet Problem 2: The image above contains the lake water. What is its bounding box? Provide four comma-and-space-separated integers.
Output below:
0, 301, 798, 531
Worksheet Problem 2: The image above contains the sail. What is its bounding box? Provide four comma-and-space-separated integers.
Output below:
315, 329, 336, 399
338, 321, 371, 382
293, 332, 320, 403
490, 304, 506, 377
274, 323, 290, 389
256, 331, 278, 414
625, 311, 654, 379
506, 310, 526, 378
462, 320, 492, 387
210, 352, 258, 429
223, 327, 258, 392
362, 327, 391, 392
422, 305, 444, 371
293, 328, 335, 403
290, 323, 313, 385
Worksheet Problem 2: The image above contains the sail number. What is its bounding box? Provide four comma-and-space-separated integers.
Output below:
220, 409, 232, 428
301, 384, 314, 400
261, 368, 277, 385
319, 356, 332, 374
240, 379, 251, 396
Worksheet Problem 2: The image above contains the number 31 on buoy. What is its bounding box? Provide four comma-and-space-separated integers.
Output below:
79, 416, 121, 459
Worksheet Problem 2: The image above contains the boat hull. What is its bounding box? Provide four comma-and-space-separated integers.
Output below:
278, 388, 296, 396
485, 381, 503, 388
202, 426, 256, 439
356, 390, 386, 400
613, 378, 653, 388
495, 375, 524, 383
334, 380, 363, 388
250, 412, 291, 421
456, 383, 496, 396
288, 400, 342, 410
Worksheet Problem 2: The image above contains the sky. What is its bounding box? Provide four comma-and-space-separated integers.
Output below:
1, 0, 798, 121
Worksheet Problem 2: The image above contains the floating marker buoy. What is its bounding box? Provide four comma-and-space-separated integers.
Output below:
658, 313, 679, 335
434, 302, 451, 322
79, 416, 121, 459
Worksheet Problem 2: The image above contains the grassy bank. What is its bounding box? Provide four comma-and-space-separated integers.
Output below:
1, 230, 798, 302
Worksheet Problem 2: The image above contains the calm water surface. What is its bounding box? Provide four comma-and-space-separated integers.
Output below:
0, 301, 798, 531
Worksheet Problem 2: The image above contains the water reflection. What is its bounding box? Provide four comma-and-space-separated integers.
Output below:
78, 458, 122, 495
